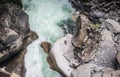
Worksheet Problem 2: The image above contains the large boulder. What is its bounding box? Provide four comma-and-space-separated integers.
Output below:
0, 3, 38, 77
0, 3, 30, 64
48, 34, 73, 77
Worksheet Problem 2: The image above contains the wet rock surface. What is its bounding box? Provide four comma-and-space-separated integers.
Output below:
0, 2, 38, 77
41, 41, 51, 53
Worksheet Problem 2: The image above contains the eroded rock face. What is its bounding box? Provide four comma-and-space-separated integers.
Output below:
0, 3, 30, 63
0, 3, 38, 77
72, 14, 91, 48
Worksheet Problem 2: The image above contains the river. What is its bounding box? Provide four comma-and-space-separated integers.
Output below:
22, 0, 74, 77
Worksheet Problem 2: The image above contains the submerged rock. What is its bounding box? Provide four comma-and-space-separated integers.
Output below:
41, 41, 51, 53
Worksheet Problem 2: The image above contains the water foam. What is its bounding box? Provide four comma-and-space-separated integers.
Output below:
23, 0, 74, 77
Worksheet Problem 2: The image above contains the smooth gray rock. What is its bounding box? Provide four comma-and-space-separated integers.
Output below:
48, 34, 73, 77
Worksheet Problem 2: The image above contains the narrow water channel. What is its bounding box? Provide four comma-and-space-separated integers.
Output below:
22, 0, 74, 77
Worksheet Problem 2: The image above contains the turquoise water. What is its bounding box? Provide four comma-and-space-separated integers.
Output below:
23, 0, 74, 77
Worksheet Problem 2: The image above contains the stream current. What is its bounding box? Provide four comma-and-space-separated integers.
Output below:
23, 0, 74, 77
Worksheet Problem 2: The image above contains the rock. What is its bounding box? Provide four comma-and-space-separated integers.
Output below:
10, 73, 20, 77
69, 58, 81, 68
0, 3, 30, 36
71, 11, 80, 22
0, 69, 10, 77
112, 70, 120, 77
0, 28, 19, 45
93, 29, 117, 68
72, 63, 104, 77
71, 14, 100, 63
102, 68, 114, 77
47, 55, 56, 70
1, 31, 38, 77
41, 41, 51, 53
26, 31, 39, 44
116, 51, 120, 69
0, 0, 23, 8
72, 14, 91, 48
92, 72, 102, 77
0, 43, 5, 51
90, 10, 106, 18
0, 37, 23, 63
0, 3, 29, 63
0, 3, 38, 77
101, 19, 120, 33
48, 34, 73, 77
101, 29, 113, 42
116, 51, 120, 64
102, 70, 120, 77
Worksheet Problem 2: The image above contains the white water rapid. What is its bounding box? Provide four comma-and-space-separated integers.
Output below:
22, 0, 74, 77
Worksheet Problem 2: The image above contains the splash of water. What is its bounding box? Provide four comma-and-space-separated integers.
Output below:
23, 0, 74, 77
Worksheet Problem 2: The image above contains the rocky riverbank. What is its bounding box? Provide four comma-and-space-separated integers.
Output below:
0, 0, 120, 77
0, 0, 38, 77
41, 1, 120, 76
42, 13, 120, 77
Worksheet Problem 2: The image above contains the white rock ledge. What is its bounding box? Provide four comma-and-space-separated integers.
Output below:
48, 34, 73, 77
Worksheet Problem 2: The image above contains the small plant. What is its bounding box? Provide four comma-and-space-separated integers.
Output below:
90, 24, 100, 29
